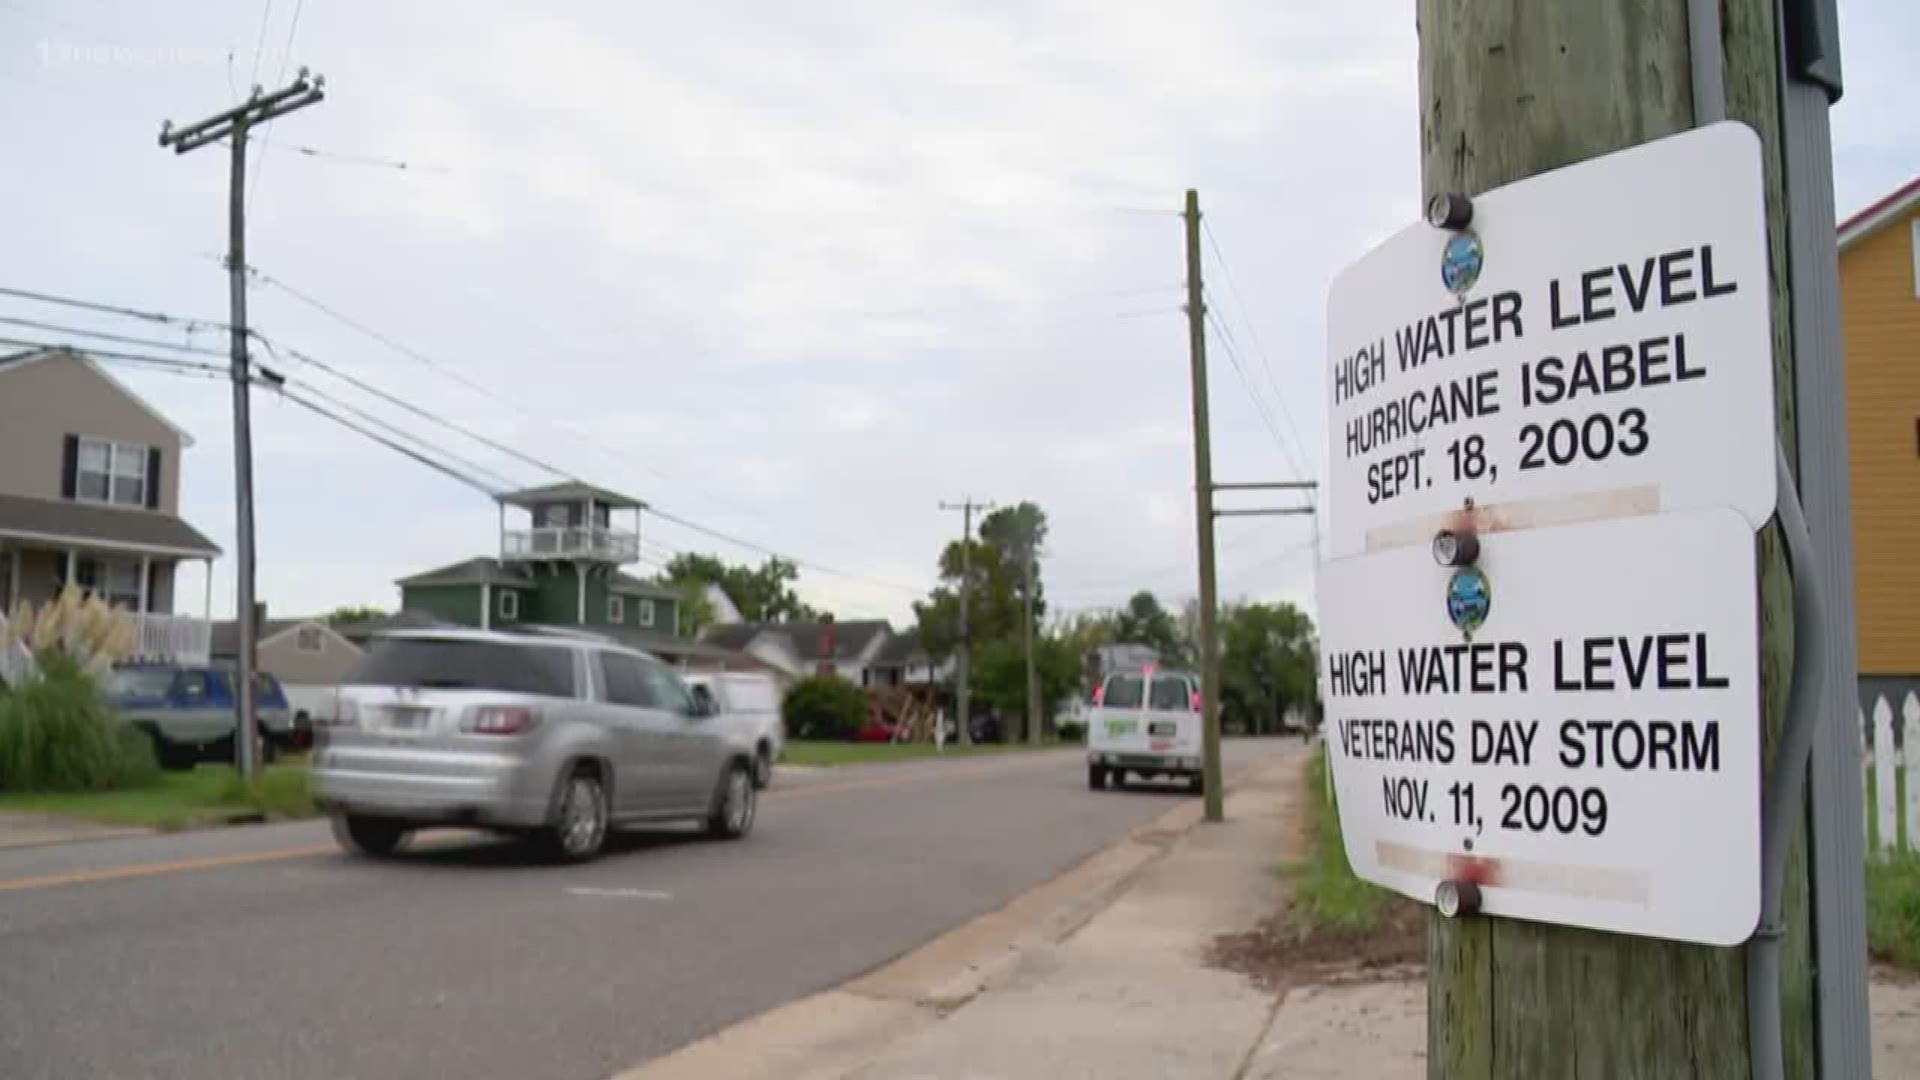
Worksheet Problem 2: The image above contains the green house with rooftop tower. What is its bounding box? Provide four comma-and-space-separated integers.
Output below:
396, 481, 680, 637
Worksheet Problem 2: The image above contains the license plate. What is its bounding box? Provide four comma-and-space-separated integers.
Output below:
385, 707, 429, 731
1149, 721, 1177, 737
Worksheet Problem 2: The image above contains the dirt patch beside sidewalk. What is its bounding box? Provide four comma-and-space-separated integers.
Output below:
1208, 892, 1426, 991
1209, 743, 1426, 991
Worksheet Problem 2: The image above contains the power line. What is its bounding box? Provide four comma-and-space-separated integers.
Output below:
244, 263, 930, 595
270, 376, 520, 493
1201, 221, 1314, 483
1, 336, 515, 495
13, 276, 931, 602
246, 0, 274, 90
249, 0, 308, 208
646, 508, 926, 596
273, 385, 501, 497
0, 284, 229, 330
0, 336, 231, 378
252, 335, 572, 481
0, 315, 228, 358
1204, 305, 1298, 469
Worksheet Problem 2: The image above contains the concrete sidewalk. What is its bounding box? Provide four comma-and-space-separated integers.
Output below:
614, 744, 1390, 1080
613, 745, 1918, 1079
842, 746, 1320, 1080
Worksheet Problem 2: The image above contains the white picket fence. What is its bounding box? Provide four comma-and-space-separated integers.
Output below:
1863, 691, 1920, 857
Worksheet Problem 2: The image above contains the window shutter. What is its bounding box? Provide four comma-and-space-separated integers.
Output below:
61, 435, 78, 499
145, 448, 161, 510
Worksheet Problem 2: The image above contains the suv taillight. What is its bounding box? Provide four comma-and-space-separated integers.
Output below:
465, 706, 540, 735
1092, 685, 1105, 706
1190, 692, 1202, 712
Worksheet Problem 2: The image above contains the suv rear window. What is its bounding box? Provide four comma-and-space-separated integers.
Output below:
1101, 674, 1145, 708
346, 638, 577, 698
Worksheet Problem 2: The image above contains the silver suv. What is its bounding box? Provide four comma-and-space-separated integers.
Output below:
313, 629, 757, 861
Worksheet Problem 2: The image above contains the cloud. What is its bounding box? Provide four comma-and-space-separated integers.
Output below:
4, 0, 1909, 630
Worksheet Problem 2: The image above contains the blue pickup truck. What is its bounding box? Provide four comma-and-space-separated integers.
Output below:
106, 663, 309, 770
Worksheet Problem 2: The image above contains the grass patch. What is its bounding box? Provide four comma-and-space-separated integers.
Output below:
0, 760, 315, 829
783, 740, 1062, 767
1868, 853, 1920, 971
1284, 743, 1399, 934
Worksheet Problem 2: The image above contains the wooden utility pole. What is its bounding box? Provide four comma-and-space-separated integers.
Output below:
159, 72, 323, 781
939, 498, 992, 745
1418, 3, 1822, 1075
1023, 548, 1041, 744
1182, 189, 1224, 823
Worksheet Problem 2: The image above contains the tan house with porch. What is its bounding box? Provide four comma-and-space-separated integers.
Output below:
0, 347, 221, 662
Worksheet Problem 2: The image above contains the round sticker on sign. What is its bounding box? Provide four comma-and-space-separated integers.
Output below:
1446, 566, 1491, 634
1440, 232, 1483, 294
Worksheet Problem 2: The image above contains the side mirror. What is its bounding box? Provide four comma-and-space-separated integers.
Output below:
690, 686, 716, 718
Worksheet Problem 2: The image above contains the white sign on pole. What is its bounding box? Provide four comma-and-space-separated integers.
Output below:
1323, 122, 1775, 560
1316, 507, 1760, 945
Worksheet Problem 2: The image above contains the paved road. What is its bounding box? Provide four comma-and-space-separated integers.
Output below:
0, 741, 1281, 1080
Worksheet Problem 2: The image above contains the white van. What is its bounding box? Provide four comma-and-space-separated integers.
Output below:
1085, 667, 1204, 794
684, 671, 785, 789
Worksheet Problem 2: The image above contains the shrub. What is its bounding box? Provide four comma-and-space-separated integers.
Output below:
1055, 720, 1086, 744
783, 676, 869, 741
1867, 853, 1920, 971
0, 652, 156, 792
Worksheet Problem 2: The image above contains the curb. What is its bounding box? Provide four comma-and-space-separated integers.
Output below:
0, 816, 153, 852
610, 751, 1291, 1080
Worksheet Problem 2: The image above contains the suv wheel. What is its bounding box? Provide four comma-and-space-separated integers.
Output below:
706, 761, 756, 840
752, 744, 773, 790
541, 769, 609, 863
1088, 764, 1108, 790
333, 814, 408, 857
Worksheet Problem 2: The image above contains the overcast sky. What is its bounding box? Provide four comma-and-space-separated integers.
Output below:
2, 0, 1914, 626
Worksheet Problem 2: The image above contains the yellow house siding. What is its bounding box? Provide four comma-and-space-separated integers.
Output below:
1843, 210, 1920, 676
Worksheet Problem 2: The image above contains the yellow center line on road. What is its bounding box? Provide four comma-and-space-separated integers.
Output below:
765, 750, 1071, 802
0, 751, 1078, 894
0, 844, 340, 894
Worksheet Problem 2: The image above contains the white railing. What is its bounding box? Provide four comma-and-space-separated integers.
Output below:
130, 613, 210, 665
501, 527, 640, 562
1864, 691, 1920, 857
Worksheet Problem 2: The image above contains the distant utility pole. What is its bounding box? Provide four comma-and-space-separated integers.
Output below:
159, 71, 325, 781
940, 498, 993, 746
1023, 546, 1040, 745
1186, 190, 1320, 817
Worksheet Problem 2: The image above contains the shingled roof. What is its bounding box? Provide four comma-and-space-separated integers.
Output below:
700, 620, 894, 662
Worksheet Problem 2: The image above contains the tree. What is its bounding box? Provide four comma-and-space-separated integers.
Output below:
969, 633, 1080, 729
781, 675, 868, 741
1111, 591, 1184, 662
912, 518, 1042, 661
671, 581, 719, 637
659, 553, 827, 624
1216, 601, 1318, 736
324, 606, 386, 626
1051, 609, 1118, 688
